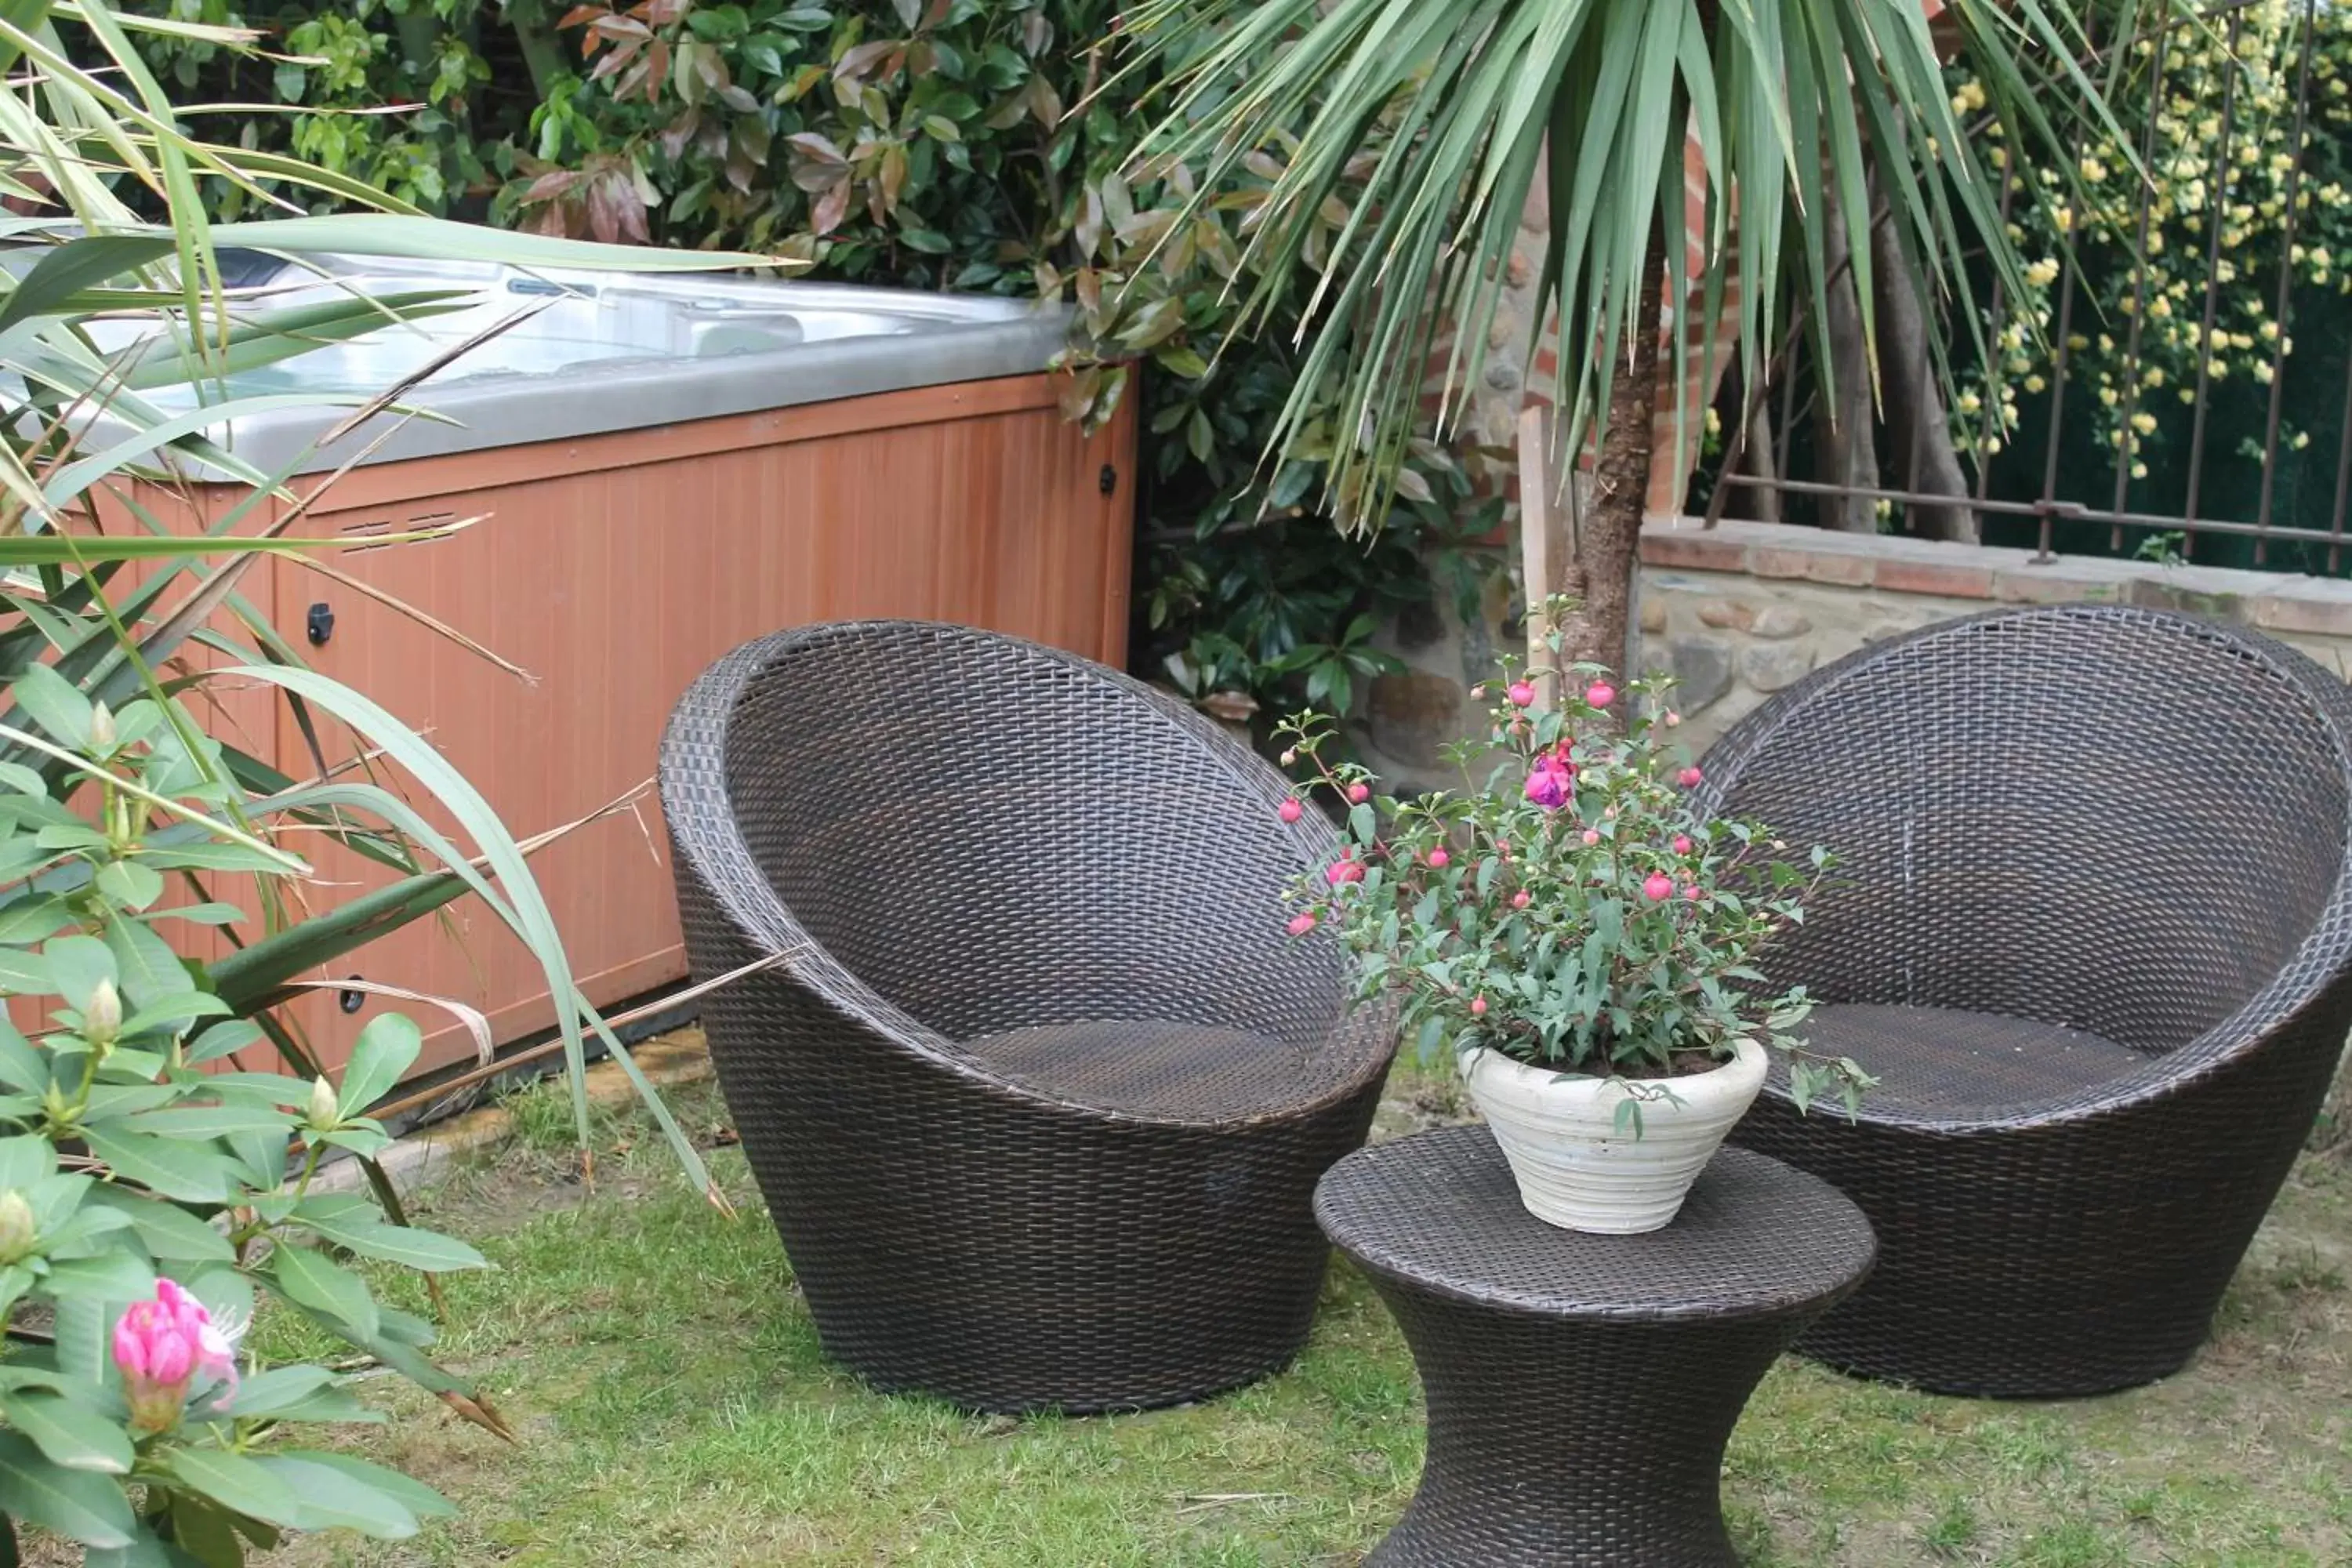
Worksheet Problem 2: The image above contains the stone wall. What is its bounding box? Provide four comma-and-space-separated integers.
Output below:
1354, 516, 2352, 784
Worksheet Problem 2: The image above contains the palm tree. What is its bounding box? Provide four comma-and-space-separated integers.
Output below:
1115, 0, 2118, 671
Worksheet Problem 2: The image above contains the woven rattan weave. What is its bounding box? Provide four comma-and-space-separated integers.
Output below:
1697, 603, 2352, 1396
1317, 1128, 1874, 1566
659, 621, 1396, 1414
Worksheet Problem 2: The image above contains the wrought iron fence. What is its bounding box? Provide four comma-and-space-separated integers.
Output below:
1698, 0, 2352, 573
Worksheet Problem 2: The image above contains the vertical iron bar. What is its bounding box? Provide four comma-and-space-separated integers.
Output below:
2111, 20, 2170, 550
2183, 1, 2248, 557
2253, 0, 2318, 565
2327, 350, 2352, 574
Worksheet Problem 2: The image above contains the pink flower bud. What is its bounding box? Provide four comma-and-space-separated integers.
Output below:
1286, 912, 1319, 937
114, 1279, 236, 1434
1427, 848, 1450, 869
1470, 996, 1488, 1017
1684, 884, 1704, 901
1507, 681, 1536, 708
1325, 857, 1363, 887
1642, 873, 1675, 901
1347, 782, 1371, 804
1677, 767, 1704, 788
1664, 711, 1682, 728
1511, 889, 1531, 909
1279, 798, 1304, 823
1581, 829, 1601, 846
1673, 834, 1693, 855
1584, 681, 1617, 709
1280, 749, 1298, 766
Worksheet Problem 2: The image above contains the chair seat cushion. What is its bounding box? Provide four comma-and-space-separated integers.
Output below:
1795, 1004, 2153, 1117
966, 1019, 1317, 1121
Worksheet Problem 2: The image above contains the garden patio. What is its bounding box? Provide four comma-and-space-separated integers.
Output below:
231, 1060, 2350, 1567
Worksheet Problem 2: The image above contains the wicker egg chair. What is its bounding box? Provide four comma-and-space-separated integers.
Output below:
1695, 603, 2352, 1397
658, 621, 1396, 1414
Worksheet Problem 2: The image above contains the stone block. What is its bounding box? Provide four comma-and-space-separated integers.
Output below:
1739, 641, 1817, 691
1640, 530, 1748, 574
1871, 558, 1994, 599
1639, 596, 1669, 634
1749, 605, 1811, 640
1367, 673, 1466, 771
1667, 637, 1734, 711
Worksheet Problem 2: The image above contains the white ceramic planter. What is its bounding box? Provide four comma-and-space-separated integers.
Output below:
1461, 1036, 1769, 1234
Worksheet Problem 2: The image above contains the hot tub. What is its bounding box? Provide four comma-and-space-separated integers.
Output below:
142, 253, 1136, 1081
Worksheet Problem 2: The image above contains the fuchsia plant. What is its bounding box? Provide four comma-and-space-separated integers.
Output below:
1276, 612, 1873, 1114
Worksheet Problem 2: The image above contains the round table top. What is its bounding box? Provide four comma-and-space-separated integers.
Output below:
1316, 1127, 1875, 1323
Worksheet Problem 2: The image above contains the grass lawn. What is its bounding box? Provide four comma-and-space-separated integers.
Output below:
232, 1055, 2350, 1568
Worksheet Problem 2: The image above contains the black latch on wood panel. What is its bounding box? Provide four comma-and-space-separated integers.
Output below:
306, 602, 336, 646
1099, 464, 1118, 497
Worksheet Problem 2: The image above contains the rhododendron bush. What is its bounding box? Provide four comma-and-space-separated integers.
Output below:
1278, 608, 1873, 1116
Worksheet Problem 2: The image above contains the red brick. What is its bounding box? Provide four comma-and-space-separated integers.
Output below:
1639, 529, 1748, 572
1872, 558, 1996, 599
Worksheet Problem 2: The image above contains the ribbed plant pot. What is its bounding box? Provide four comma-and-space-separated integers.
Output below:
1460, 1037, 1769, 1234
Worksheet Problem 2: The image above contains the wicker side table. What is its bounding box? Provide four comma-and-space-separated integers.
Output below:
1317, 1127, 1875, 1566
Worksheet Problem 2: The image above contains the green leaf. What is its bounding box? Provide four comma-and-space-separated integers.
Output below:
44, 934, 115, 1014
215, 1367, 336, 1421
36, 1252, 156, 1301
300, 1219, 485, 1276
269, 1245, 378, 1341
162, 1446, 303, 1529
0, 235, 176, 334
102, 915, 190, 1011
125, 1104, 296, 1140
78, 1125, 236, 1203
280, 1451, 452, 1520
92, 860, 164, 912
0, 1022, 46, 1097
82, 1190, 233, 1263
0, 1392, 132, 1475
336, 1014, 420, 1118
8, 666, 94, 751
0, 1429, 135, 1547
249, 1454, 418, 1537
0, 1134, 57, 1190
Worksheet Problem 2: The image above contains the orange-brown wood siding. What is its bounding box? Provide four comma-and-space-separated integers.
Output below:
232, 372, 1133, 1080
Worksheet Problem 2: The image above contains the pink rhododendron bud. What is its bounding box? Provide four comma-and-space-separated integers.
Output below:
1642, 873, 1675, 901
1427, 848, 1450, 869
1581, 829, 1601, 846
1470, 996, 1488, 1017
1507, 681, 1536, 707
1523, 760, 1570, 811
1287, 912, 1319, 938
1279, 798, 1304, 823
1584, 681, 1617, 708
114, 1279, 235, 1435
1673, 834, 1693, 855
1511, 889, 1531, 909
1347, 782, 1371, 804
1677, 766, 1704, 788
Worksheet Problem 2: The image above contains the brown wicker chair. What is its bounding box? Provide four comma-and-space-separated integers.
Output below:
1696, 603, 2352, 1397
658, 621, 1395, 1414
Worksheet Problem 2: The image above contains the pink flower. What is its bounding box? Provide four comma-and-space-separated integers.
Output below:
1427, 848, 1450, 869
1347, 782, 1371, 804
1511, 889, 1531, 909
1642, 873, 1675, 901
1581, 829, 1601, 847
1286, 912, 1319, 938
1507, 681, 1536, 708
1470, 996, 1488, 1017
1279, 798, 1304, 823
1584, 681, 1617, 709
114, 1279, 235, 1433
1523, 758, 1571, 811
1324, 856, 1365, 887
1684, 884, 1704, 902
1677, 766, 1704, 788
1673, 834, 1693, 855
1664, 710, 1682, 728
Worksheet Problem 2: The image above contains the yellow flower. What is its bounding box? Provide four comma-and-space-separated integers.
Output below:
2024, 257, 2061, 287
2144, 366, 2166, 388
2255, 361, 2275, 384
2025, 374, 2047, 394
2259, 319, 2280, 340
2100, 386, 2119, 406
1958, 390, 1983, 414
2131, 460, 2149, 479
2131, 410, 2158, 434
2294, 430, 2312, 450
2081, 157, 2107, 182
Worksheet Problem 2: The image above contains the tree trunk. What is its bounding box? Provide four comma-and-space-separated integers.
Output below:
1869, 191, 1977, 542
1554, 231, 1667, 684
1817, 185, 1882, 534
